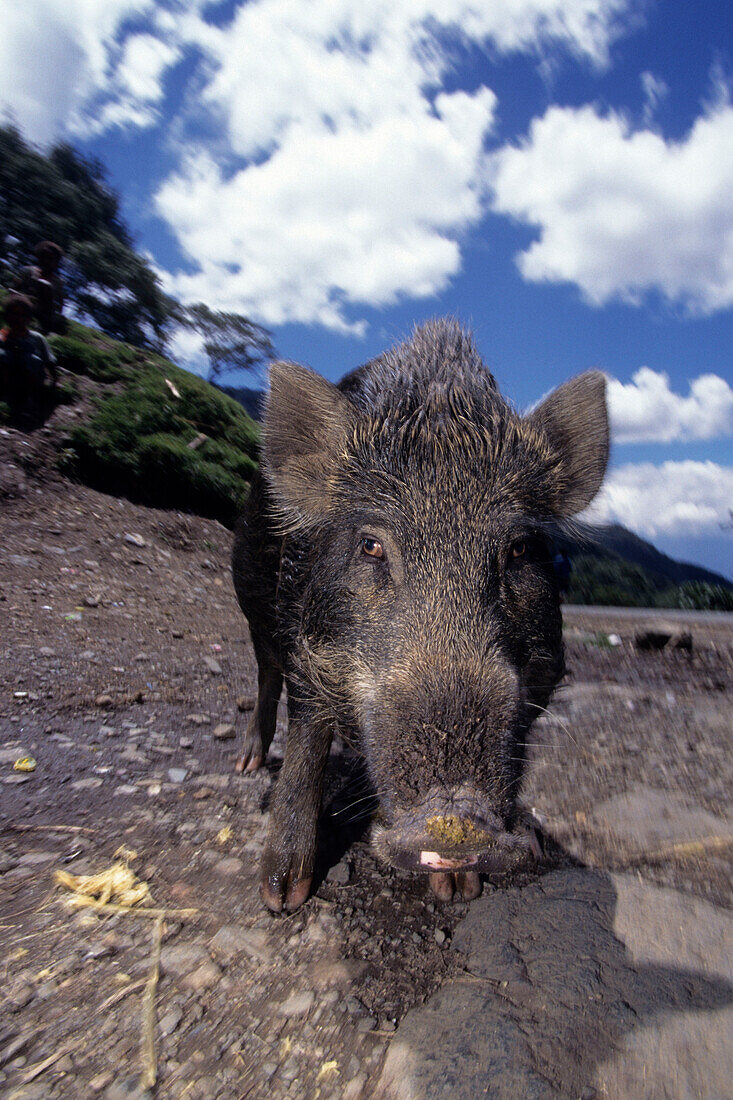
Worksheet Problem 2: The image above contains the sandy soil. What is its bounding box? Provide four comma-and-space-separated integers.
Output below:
1, 421, 731, 1099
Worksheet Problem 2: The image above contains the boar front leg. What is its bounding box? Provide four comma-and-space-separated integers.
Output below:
260, 694, 332, 912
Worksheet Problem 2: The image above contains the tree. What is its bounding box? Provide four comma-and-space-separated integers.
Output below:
0, 125, 174, 349
179, 302, 274, 384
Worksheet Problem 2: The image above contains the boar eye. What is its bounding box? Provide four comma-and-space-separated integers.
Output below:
510, 540, 526, 561
361, 536, 385, 560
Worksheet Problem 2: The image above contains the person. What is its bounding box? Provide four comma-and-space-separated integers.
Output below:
0, 293, 58, 426
13, 241, 66, 334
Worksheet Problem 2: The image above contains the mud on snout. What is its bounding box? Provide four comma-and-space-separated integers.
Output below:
370, 785, 542, 878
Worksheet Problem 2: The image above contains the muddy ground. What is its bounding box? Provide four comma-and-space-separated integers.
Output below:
1, 421, 731, 1099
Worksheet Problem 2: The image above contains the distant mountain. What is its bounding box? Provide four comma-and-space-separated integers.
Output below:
565, 524, 731, 590
218, 385, 265, 421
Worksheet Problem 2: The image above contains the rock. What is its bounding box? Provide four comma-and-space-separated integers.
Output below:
159, 1005, 183, 1036
160, 942, 211, 978
214, 857, 244, 876
345, 995, 367, 1017
179, 737, 194, 749
182, 960, 222, 992
186, 713, 211, 726
95, 694, 114, 708
356, 1015, 377, 1033
124, 533, 146, 548
237, 695, 256, 711
587, 785, 733, 859
167, 768, 188, 784
278, 991, 315, 1017
209, 924, 272, 965
212, 723, 235, 741
327, 860, 351, 885
71, 777, 104, 791
89, 1070, 114, 1092
203, 656, 222, 675
377, 869, 733, 1100
434, 929, 446, 945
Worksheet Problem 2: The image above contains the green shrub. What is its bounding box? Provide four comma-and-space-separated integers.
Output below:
59, 323, 261, 525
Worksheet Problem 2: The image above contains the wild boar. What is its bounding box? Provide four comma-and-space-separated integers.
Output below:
232, 320, 609, 911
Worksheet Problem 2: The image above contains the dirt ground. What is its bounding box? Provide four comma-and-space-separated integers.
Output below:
1, 421, 731, 1099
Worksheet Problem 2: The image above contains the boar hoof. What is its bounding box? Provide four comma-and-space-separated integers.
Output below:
234, 731, 265, 773
260, 850, 313, 912
429, 870, 482, 903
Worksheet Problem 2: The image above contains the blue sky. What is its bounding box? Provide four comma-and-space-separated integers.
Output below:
2, 0, 732, 578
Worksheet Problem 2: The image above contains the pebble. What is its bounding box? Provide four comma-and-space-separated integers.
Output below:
186, 713, 210, 726
214, 856, 244, 876
160, 942, 211, 978
278, 991, 315, 1017
182, 960, 222, 992
434, 928, 447, 944
159, 1006, 184, 1036
327, 860, 351, 885
72, 777, 104, 791
124, 533, 146, 547
345, 995, 367, 1017
95, 694, 114, 707
203, 656, 223, 675
89, 1070, 114, 1092
213, 723, 235, 740
168, 768, 188, 784
179, 737, 194, 749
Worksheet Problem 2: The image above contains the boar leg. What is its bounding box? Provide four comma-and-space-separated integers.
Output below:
260, 699, 332, 912
235, 653, 283, 773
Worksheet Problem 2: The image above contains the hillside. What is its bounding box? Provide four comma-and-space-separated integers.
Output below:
1, 318, 260, 527
581, 524, 729, 589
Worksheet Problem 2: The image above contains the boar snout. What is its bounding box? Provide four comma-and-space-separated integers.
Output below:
372, 783, 541, 901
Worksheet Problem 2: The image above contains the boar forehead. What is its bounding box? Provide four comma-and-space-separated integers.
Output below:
334, 321, 559, 519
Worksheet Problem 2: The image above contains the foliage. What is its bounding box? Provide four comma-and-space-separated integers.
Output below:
179, 302, 274, 384
0, 124, 173, 348
672, 582, 733, 612
565, 555, 658, 608
56, 320, 260, 526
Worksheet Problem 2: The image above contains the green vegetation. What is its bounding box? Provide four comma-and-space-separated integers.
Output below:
565, 553, 733, 610
51, 320, 260, 527
672, 582, 733, 612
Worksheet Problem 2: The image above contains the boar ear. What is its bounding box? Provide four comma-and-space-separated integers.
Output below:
527, 370, 609, 517
263, 360, 353, 525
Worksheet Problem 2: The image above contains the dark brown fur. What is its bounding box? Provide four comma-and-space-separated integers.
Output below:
232, 320, 609, 911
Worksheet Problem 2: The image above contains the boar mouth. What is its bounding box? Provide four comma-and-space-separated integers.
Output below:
372, 818, 541, 876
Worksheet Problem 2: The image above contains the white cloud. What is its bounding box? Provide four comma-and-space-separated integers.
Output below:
0, 0, 639, 327
0, 1, 161, 143
155, 0, 635, 329
156, 87, 495, 332
490, 101, 733, 315
585, 461, 733, 536
640, 70, 669, 125
608, 368, 733, 443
